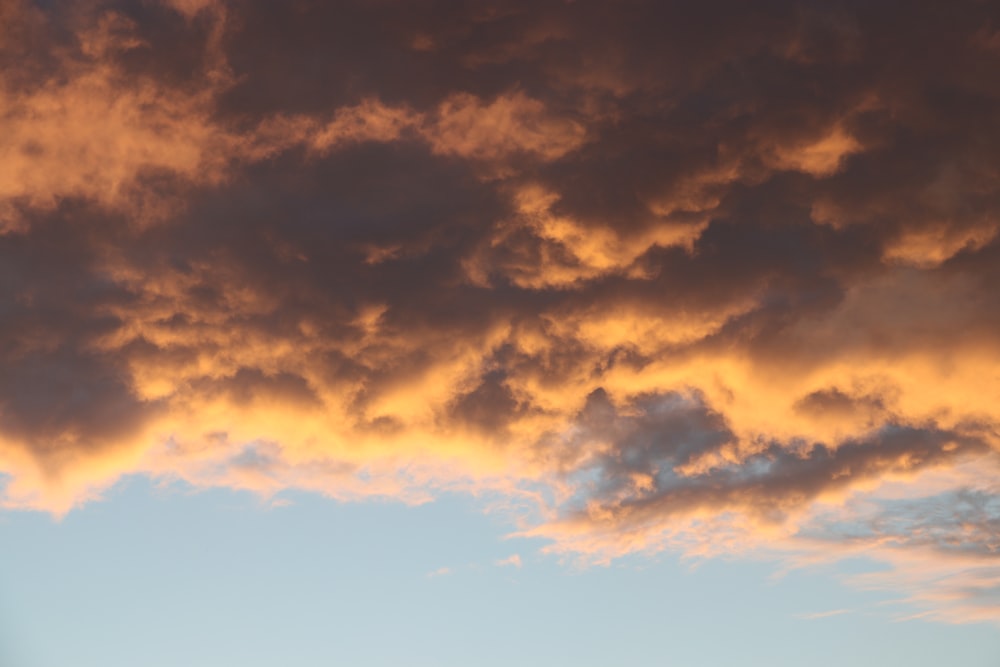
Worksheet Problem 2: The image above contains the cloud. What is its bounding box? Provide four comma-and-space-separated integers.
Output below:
1, 0, 1000, 624
426, 566, 452, 578
496, 554, 522, 568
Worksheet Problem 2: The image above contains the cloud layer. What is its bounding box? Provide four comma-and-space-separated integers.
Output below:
2, 0, 1000, 624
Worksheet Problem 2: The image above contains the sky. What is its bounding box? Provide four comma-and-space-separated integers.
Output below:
1, 0, 1000, 664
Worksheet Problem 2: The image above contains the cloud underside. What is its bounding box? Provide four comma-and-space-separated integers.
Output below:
3, 0, 1000, 624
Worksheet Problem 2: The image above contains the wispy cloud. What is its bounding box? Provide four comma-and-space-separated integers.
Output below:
426, 567, 452, 579
496, 554, 523, 569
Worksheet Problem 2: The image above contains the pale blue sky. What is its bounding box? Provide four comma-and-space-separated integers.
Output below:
2, 481, 997, 667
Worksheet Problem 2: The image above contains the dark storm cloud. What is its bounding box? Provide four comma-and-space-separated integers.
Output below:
2, 0, 1000, 622
558, 390, 987, 526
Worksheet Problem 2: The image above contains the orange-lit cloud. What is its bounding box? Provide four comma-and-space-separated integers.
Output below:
2, 0, 1000, 626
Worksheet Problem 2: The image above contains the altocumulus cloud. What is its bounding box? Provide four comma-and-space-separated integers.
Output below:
2, 0, 1000, 625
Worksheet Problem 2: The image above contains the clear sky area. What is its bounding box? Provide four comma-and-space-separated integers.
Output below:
3, 479, 999, 667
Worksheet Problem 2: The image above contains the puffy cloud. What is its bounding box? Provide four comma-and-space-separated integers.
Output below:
2, 0, 1000, 625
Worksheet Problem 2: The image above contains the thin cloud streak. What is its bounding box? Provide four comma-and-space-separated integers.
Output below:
496, 554, 523, 569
